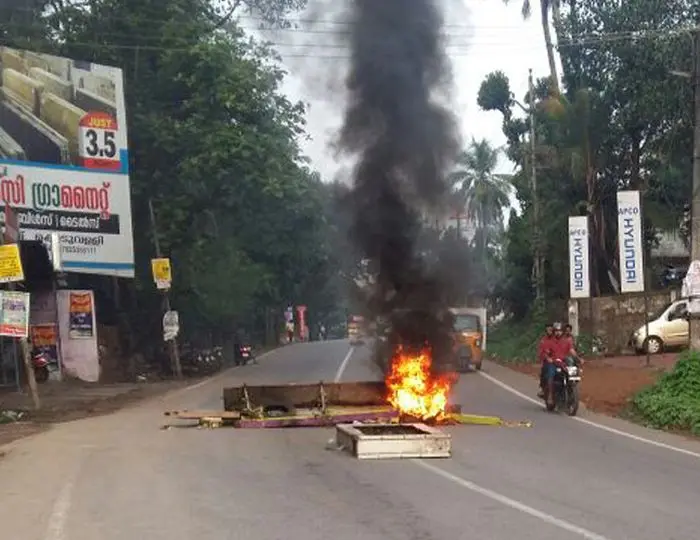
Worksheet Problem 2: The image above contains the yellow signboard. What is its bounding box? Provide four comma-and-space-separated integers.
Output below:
151, 258, 172, 290
0, 244, 23, 283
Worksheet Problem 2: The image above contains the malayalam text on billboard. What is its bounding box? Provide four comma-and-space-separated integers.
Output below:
0, 46, 134, 277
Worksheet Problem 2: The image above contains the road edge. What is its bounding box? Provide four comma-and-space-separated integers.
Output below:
479, 359, 700, 459
0, 346, 281, 454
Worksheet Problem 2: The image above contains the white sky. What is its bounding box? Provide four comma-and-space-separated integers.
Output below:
242, 0, 551, 215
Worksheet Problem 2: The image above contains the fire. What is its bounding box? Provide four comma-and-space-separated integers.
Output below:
386, 347, 454, 420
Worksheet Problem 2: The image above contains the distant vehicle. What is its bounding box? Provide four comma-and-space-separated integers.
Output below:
659, 265, 687, 288
348, 315, 365, 345
630, 298, 689, 354
373, 306, 486, 373
32, 351, 51, 383
449, 307, 485, 372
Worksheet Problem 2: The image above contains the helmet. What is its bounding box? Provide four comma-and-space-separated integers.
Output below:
552, 322, 563, 331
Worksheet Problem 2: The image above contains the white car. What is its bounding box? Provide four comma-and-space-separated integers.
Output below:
630, 298, 689, 354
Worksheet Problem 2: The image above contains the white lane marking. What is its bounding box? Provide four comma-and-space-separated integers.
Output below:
44, 481, 75, 540
334, 347, 354, 382
478, 370, 700, 459
414, 460, 610, 540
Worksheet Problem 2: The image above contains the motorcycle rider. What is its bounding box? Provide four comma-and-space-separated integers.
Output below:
538, 322, 579, 398
562, 323, 584, 366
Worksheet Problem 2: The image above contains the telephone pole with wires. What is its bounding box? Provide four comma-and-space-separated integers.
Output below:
690, 26, 700, 349
529, 69, 545, 306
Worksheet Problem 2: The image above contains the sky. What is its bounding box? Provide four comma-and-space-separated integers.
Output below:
242, 0, 551, 183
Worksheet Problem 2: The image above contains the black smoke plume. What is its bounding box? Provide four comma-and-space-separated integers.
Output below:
337, 0, 461, 369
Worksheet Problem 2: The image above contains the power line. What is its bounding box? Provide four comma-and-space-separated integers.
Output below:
0, 16, 694, 58
0, 27, 692, 55
0, 11, 694, 42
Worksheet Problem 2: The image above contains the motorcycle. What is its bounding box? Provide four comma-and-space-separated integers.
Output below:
543, 357, 581, 416
180, 345, 223, 377
32, 351, 52, 383
235, 344, 254, 366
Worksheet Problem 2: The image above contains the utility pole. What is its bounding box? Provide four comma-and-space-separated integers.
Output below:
690, 27, 700, 350
529, 69, 545, 306
148, 199, 182, 378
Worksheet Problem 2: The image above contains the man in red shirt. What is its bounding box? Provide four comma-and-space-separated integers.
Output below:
538, 322, 579, 398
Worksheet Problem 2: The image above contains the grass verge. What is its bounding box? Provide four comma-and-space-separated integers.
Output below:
633, 350, 700, 435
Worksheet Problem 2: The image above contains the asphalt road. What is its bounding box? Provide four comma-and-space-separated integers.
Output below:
3, 339, 700, 540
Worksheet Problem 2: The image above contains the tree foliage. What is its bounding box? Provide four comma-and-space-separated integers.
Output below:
481, 0, 696, 318
0, 0, 340, 354
448, 138, 512, 257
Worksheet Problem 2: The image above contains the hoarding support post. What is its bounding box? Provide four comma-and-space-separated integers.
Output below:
148, 199, 182, 379
643, 287, 650, 367
641, 194, 651, 367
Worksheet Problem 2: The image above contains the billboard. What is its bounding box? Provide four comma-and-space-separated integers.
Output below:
568, 216, 590, 298
0, 46, 133, 277
617, 190, 644, 293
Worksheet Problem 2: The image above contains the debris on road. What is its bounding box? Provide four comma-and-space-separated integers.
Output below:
335, 422, 451, 460
163, 409, 241, 429
164, 380, 533, 432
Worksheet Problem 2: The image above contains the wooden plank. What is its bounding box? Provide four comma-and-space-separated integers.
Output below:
236, 408, 398, 429
223, 381, 387, 411
164, 409, 241, 420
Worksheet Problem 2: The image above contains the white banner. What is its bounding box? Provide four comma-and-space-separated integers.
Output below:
0, 164, 133, 277
617, 190, 644, 293
0, 45, 133, 277
568, 216, 590, 298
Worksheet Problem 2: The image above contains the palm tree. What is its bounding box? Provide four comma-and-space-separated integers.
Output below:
448, 139, 513, 256
503, 0, 560, 94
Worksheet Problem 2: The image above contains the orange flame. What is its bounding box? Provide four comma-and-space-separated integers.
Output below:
386, 347, 454, 420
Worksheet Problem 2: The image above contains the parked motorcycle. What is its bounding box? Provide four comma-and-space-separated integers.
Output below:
32, 351, 51, 383
180, 345, 223, 377
543, 357, 581, 416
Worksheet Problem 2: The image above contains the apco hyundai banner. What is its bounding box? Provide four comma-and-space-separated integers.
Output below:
568, 216, 589, 298
0, 46, 133, 277
616, 190, 644, 293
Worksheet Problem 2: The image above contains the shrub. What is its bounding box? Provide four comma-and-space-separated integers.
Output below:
574, 333, 606, 357
488, 317, 545, 363
633, 350, 700, 434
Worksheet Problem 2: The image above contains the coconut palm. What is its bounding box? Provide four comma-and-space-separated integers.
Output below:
503, 0, 560, 94
448, 139, 513, 256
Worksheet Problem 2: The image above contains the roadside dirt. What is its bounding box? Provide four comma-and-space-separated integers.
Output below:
505, 353, 678, 415
0, 379, 190, 448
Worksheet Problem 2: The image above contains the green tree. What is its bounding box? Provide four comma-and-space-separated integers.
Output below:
22, 0, 342, 356
448, 139, 512, 257
479, 0, 695, 318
